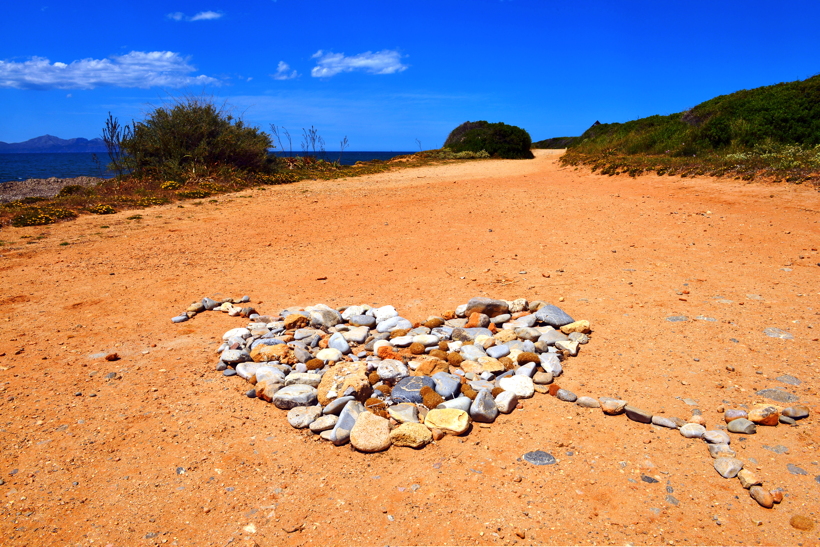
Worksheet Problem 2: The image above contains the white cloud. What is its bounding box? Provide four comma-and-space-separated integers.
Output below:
271, 61, 299, 81
167, 10, 223, 22
311, 49, 407, 78
0, 51, 219, 90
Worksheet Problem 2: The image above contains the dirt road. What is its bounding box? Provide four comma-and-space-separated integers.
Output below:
1, 150, 818, 545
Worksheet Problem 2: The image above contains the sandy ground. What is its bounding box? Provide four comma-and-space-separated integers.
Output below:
1, 149, 818, 546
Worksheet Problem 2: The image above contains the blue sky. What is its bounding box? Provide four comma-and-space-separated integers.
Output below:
1, 0, 819, 150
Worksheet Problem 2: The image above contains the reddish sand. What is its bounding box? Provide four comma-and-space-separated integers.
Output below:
1, 150, 818, 546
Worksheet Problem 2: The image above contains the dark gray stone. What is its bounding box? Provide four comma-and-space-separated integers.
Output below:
787, 463, 808, 476
776, 374, 801, 386
348, 314, 376, 328
556, 389, 577, 403
202, 297, 220, 310
171, 314, 189, 323
727, 418, 756, 434
523, 450, 556, 466
763, 444, 789, 454
534, 305, 575, 327
755, 388, 799, 403
391, 376, 436, 404
470, 389, 499, 423
782, 405, 810, 419
641, 475, 659, 483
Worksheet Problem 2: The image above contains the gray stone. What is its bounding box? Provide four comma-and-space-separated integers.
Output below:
348, 314, 376, 328
342, 326, 370, 344
776, 374, 801, 386
377, 360, 408, 382
171, 314, 189, 323
376, 316, 413, 333
432, 372, 461, 399
533, 371, 554, 385
787, 463, 808, 476
523, 450, 556, 466
413, 334, 440, 347
470, 389, 499, 423
707, 444, 736, 459
292, 346, 312, 363
714, 457, 744, 479
666, 316, 688, 322
534, 305, 575, 327
490, 313, 511, 325
782, 405, 809, 419
703, 430, 731, 444
515, 362, 537, 377
762, 444, 789, 454
555, 340, 579, 356
568, 332, 590, 344
625, 405, 652, 423
469, 380, 495, 391
727, 418, 757, 434
512, 314, 537, 328
284, 372, 323, 388
460, 344, 486, 361
498, 375, 535, 398
235, 362, 261, 380
437, 396, 472, 412
387, 403, 419, 423
486, 345, 510, 359
651, 416, 680, 429
323, 395, 354, 415
763, 327, 793, 339
373, 305, 398, 323
220, 349, 250, 365
537, 329, 570, 345
390, 336, 413, 347
514, 327, 541, 342
576, 396, 600, 408
327, 400, 365, 445
309, 308, 342, 328
272, 384, 318, 410
256, 366, 286, 384
350, 412, 391, 453
464, 297, 510, 318
779, 415, 796, 425
309, 414, 338, 433
392, 376, 436, 404
494, 391, 518, 414
202, 297, 221, 310
287, 405, 322, 428
556, 389, 577, 403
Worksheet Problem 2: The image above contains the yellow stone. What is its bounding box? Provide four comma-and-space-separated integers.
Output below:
560, 320, 591, 334
424, 408, 470, 435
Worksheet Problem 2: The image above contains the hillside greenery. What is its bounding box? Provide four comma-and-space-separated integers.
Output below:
561, 74, 820, 186
444, 121, 534, 159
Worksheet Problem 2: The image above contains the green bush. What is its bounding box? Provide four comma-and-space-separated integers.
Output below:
88, 204, 116, 215
176, 190, 211, 199
113, 96, 274, 180
443, 121, 534, 159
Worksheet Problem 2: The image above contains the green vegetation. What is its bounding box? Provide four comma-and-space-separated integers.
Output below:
561, 75, 820, 185
532, 136, 581, 149
444, 121, 534, 159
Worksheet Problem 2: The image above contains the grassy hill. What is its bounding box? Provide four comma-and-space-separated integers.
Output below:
560, 75, 820, 185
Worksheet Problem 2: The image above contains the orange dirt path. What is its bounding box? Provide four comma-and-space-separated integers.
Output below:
1, 150, 818, 546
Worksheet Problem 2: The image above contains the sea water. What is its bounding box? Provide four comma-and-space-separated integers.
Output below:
0, 151, 414, 183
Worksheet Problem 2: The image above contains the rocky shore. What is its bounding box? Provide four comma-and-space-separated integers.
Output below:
0, 175, 103, 203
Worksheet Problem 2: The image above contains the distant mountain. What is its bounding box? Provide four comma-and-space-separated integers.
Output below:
0, 135, 108, 154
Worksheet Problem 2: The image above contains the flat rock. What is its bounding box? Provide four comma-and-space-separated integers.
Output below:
624, 405, 652, 423
424, 408, 470, 435
377, 359, 409, 382
392, 376, 436, 404
327, 400, 365, 446
703, 430, 731, 444
724, 409, 748, 422
316, 361, 371, 406
323, 395, 354, 415
272, 385, 318, 410
576, 396, 600, 408
714, 457, 744, 479
284, 372, 322, 388
495, 391, 518, 414
755, 388, 799, 403
523, 450, 556, 466
763, 327, 793, 339
727, 418, 757, 434
776, 374, 801, 386
534, 305, 575, 327
348, 314, 376, 328
287, 405, 322, 428
651, 416, 681, 429
533, 371, 554, 385
679, 423, 706, 438
787, 463, 808, 476
389, 422, 432, 448
737, 469, 761, 489
782, 405, 809, 419
437, 396, 472, 413
432, 372, 461, 399
309, 414, 338, 433
350, 412, 391, 453
708, 444, 736, 459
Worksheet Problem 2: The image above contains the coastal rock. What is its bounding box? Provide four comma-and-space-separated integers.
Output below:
317, 361, 371, 406
576, 396, 600, 408
392, 376, 436, 404
534, 304, 575, 327
781, 405, 809, 419
714, 457, 744, 479
470, 389, 498, 423
727, 418, 756, 434
600, 397, 627, 415
388, 403, 419, 424
494, 391, 518, 414
464, 297, 509, 318
287, 405, 322, 428
651, 416, 681, 429
498, 375, 535, 398
272, 385, 318, 410
624, 405, 652, 423
724, 409, 748, 423
284, 372, 323, 388
309, 414, 338, 433
702, 430, 731, 444
556, 389, 577, 402
679, 423, 706, 438
326, 400, 365, 445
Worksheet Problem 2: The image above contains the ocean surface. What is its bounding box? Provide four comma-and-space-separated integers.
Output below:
0, 151, 415, 183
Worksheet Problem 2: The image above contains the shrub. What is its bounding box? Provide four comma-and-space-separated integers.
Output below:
160, 180, 183, 190
112, 96, 274, 180
12, 207, 78, 227
177, 190, 211, 199
443, 121, 534, 159
57, 185, 90, 197
88, 204, 116, 215
136, 196, 170, 207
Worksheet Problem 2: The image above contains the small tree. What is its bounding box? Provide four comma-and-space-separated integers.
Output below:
444, 121, 534, 159
114, 96, 273, 180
